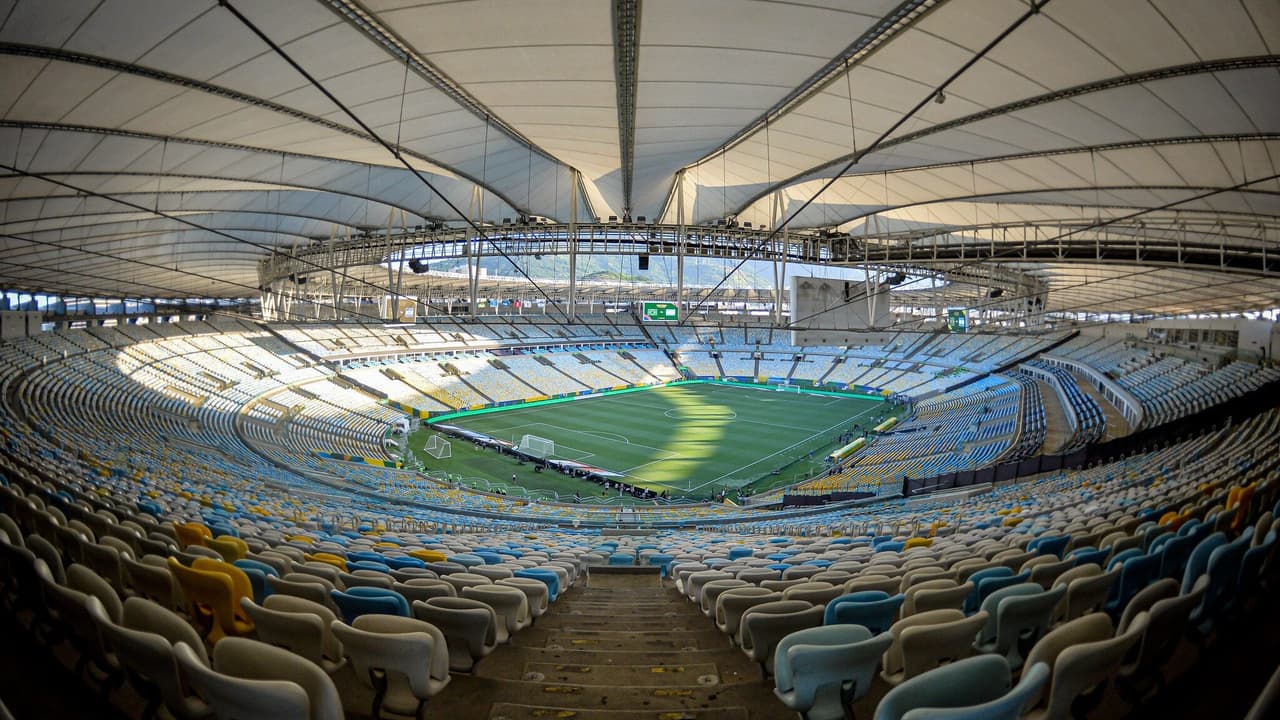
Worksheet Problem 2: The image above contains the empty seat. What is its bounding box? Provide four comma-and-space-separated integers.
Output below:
266, 575, 333, 609
903, 579, 970, 616
1054, 566, 1119, 624
1116, 575, 1207, 702
1023, 612, 1148, 720
773, 624, 892, 720
98, 597, 212, 720
824, 591, 905, 635
330, 587, 411, 622
715, 587, 781, 640
874, 655, 1043, 720
739, 600, 824, 673
699, 578, 750, 616
462, 585, 531, 643
974, 584, 1066, 671
782, 581, 843, 606
330, 615, 451, 719
496, 577, 549, 619
412, 597, 498, 671
238, 596, 346, 674
880, 609, 972, 686
174, 637, 342, 720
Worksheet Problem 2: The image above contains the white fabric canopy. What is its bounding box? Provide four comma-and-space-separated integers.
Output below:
0, 0, 1276, 310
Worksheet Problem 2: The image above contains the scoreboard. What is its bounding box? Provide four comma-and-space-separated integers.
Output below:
947, 308, 969, 333
641, 301, 679, 322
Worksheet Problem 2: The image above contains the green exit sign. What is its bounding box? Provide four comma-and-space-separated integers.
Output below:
642, 301, 679, 322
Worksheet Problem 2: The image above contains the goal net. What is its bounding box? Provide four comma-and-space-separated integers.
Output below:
424, 435, 452, 460
518, 434, 555, 459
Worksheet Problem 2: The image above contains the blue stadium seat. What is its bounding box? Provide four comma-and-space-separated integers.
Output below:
513, 568, 560, 602
330, 586, 411, 622
825, 591, 904, 634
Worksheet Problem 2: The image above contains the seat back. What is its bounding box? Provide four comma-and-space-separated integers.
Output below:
213, 636, 342, 720
1021, 613, 1113, 711
782, 581, 842, 606
331, 615, 449, 716
991, 586, 1066, 669
875, 654, 1012, 720
715, 587, 780, 637
411, 597, 497, 671
740, 600, 825, 671
825, 592, 905, 634
1043, 613, 1148, 720
882, 609, 966, 680
1117, 578, 1177, 633
1180, 532, 1227, 594
976, 583, 1040, 644
330, 587, 411, 622
462, 585, 530, 642
175, 642, 310, 720
67, 562, 124, 623
1028, 559, 1075, 590
1110, 553, 1162, 610
80, 542, 128, 593
906, 581, 969, 616
898, 662, 1049, 720
774, 624, 892, 715
1199, 532, 1251, 623
1061, 568, 1119, 622
122, 595, 205, 655
900, 611, 988, 680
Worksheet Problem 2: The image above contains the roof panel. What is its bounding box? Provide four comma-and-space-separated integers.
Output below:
61, 0, 210, 62
0, 0, 98, 47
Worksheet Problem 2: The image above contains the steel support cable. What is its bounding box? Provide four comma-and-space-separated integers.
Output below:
1, 230, 280, 299
680, 0, 1054, 325
0, 163, 450, 323
0, 253, 242, 300
781, 170, 1280, 331
218, 0, 571, 325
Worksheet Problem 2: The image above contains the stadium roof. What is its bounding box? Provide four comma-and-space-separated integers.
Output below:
1, 0, 1278, 315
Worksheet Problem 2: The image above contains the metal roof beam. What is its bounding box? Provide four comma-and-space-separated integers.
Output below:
612, 0, 641, 214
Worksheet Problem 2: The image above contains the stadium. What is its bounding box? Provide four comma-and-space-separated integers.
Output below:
0, 1, 1278, 719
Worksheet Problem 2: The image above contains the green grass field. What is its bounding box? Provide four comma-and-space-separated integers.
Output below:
406, 382, 892, 502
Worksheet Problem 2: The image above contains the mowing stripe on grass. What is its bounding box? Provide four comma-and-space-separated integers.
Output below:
416, 382, 890, 500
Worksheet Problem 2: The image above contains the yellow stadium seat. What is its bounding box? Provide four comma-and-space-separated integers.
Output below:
207, 535, 248, 563
173, 521, 212, 549
167, 557, 254, 644
306, 552, 348, 571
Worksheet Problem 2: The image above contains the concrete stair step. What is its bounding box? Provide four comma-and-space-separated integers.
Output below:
528, 631, 730, 652
489, 703, 750, 720
519, 661, 722, 687
478, 645, 756, 668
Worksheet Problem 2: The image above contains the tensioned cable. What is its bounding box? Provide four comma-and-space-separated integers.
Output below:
1, 230, 285, 299
216, 0, 572, 325
0, 253, 252, 300
780, 170, 1280, 331
0, 166, 451, 324
680, 0, 1054, 325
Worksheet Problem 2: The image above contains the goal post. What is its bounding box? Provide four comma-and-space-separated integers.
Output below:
518, 434, 555, 459
424, 434, 452, 460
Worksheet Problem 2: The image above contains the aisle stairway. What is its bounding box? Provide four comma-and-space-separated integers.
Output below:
1034, 378, 1072, 454
424, 573, 794, 720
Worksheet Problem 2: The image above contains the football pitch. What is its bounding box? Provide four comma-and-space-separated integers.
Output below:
408, 381, 892, 502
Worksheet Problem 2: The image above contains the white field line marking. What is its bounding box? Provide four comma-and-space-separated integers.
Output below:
682, 403, 883, 492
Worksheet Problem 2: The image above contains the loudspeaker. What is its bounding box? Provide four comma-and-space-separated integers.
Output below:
408, 258, 429, 274
638, 255, 649, 271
